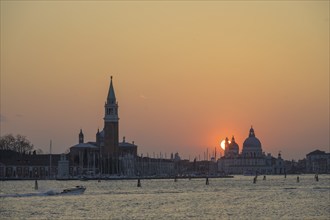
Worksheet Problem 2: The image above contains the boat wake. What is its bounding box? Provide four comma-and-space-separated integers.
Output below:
0, 190, 59, 198
0, 186, 86, 198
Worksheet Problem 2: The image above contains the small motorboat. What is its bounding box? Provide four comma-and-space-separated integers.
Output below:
61, 186, 86, 195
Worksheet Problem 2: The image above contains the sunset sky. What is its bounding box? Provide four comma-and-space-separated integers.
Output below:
1, 1, 329, 160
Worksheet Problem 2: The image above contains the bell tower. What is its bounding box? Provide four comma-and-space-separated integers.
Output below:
103, 76, 119, 173
79, 129, 84, 144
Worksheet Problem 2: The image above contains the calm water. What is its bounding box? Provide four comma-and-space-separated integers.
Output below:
1, 175, 329, 219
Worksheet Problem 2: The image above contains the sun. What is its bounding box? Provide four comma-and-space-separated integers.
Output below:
220, 140, 226, 150
220, 139, 231, 150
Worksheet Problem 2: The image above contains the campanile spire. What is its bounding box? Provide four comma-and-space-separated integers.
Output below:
107, 76, 116, 104
103, 76, 119, 174
104, 76, 119, 122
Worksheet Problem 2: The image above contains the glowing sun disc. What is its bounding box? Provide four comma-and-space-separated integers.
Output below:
220, 140, 226, 150
220, 139, 231, 150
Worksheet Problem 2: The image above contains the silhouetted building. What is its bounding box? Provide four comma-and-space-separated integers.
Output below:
68, 77, 138, 176
102, 76, 120, 173
306, 149, 330, 173
57, 154, 69, 178
136, 156, 175, 177
0, 150, 61, 179
218, 127, 285, 175
69, 130, 100, 176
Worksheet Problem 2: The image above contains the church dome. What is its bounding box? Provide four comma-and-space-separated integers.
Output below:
242, 127, 263, 158
243, 127, 262, 149
243, 137, 262, 149
229, 136, 239, 150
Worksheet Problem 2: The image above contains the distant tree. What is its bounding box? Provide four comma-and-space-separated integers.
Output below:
36, 148, 43, 154
0, 134, 15, 150
0, 134, 34, 154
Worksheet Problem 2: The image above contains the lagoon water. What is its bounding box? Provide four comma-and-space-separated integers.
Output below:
1, 175, 329, 219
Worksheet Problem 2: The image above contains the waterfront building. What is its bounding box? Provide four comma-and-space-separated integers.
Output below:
57, 154, 69, 178
68, 77, 138, 176
69, 129, 100, 176
118, 137, 138, 176
218, 127, 285, 175
0, 150, 61, 179
306, 149, 330, 173
102, 76, 120, 174
136, 157, 175, 177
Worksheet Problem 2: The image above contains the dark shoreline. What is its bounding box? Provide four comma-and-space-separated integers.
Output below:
1, 175, 234, 181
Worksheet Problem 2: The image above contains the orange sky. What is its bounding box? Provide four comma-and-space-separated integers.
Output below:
1, 1, 329, 160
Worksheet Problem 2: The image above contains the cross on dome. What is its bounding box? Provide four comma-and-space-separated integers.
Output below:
249, 126, 255, 137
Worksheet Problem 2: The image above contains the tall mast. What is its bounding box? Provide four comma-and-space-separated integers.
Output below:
49, 140, 52, 179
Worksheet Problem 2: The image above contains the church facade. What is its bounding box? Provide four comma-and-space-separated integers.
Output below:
69, 77, 138, 176
218, 127, 285, 175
